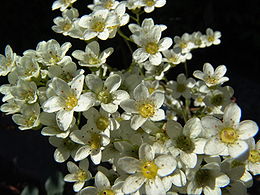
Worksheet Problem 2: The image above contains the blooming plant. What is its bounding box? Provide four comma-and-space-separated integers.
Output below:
0, 0, 259, 194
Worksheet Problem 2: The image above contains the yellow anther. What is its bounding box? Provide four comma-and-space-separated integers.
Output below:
219, 127, 238, 144
145, 0, 155, 7
145, 42, 159, 55
92, 21, 105, 32
96, 116, 110, 131
65, 95, 78, 111
138, 103, 155, 118
140, 161, 158, 179
248, 150, 260, 163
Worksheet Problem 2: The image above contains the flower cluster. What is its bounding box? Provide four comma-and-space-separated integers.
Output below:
0, 0, 259, 194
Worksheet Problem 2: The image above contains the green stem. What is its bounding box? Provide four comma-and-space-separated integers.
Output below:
185, 99, 191, 119
184, 61, 188, 77
76, 112, 82, 126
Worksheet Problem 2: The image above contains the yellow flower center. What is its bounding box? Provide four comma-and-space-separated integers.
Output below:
145, 0, 155, 6
88, 56, 100, 65
140, 161, 158, 179
89, 133, 101, 149
92, 21, 105, 32
176, 83, 186, 93
180, 42, 187, 49
99, 189, 115, 195
63, 23, 72, 31
169, 56, 178, 63
207, 36, 215, 42
248, 150, 260, 163
194, 39, 202, 46
25, 114, 38, 127
49, 54, 61, 64
138, 103, 155, 118
205, 76, 217, 85
219, 127, 238, 144
103, 0, 114, 9
145, 42, 159, 55
76, 170, 88, 181
96, 116, 110, 131
97, 90, 112, 104
65, 95, 78, 111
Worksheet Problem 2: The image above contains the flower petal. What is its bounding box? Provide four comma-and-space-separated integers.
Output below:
155, 155, 176, 177
42, 96, 63, 112
145, 177, 166, 195
238, 120, 258, 140
117, 157, 140, 174
104, 74, 121, 92
134, 82, 149, 101
139, 143, 155, 161
131, 115, 147, 130
120, 99, 137, 113
122, 174, 146, 194
228, 140, 249, 158
95, 171, 110, 190
223, 103, 241, 127
56, 110, 74, 131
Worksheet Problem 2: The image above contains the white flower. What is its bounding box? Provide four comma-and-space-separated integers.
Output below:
193, 63, 229, 87
173, 33, 194, 54
203, 86, 234, 114
83, 107, 120, 136
52, 8, 79, 36
125, 0, 143, 10
47, 60, 84, 83
72, 41, 114, 68
190, 31, 206, 48
79, 171, 123, 195
69, 124, 110, 164
88, 0, 120, 11
131, 20, 172, 65
202, 103, 259, 158
42, 75, 95, 130
15, 56, 40, 80
85, 74, 129, 113
0, 99, 21, 115
40, 112, 74, 138
245, 138, 260, 175
144, 62, 171, 80
49, 136, 80, 163
186, 162, 230, 195
120, 82, 165, 130
0, 45, 17, 76
167, 73, 196, 99
36, 39, 72, 66
202, 28, 221, 47
11, 79, 38, 104
12, 103, 40, 130
52, 0, 77, 11
162, 47, 191, 66
78, 9, 118, 40
64, 159, 92, 192
141, 0, 166, 13
117, 143, 176, 195
166, 118, 206, 168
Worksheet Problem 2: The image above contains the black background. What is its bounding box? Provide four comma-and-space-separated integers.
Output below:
0, 0, 259, 194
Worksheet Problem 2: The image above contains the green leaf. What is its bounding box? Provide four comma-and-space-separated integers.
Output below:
21, 186, 39, 195
44, 171, 65, 195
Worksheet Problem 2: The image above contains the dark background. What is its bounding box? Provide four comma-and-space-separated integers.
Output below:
0, 0, 259, 194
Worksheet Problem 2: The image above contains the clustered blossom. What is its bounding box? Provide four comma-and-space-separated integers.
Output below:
0, 0, 259, 195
